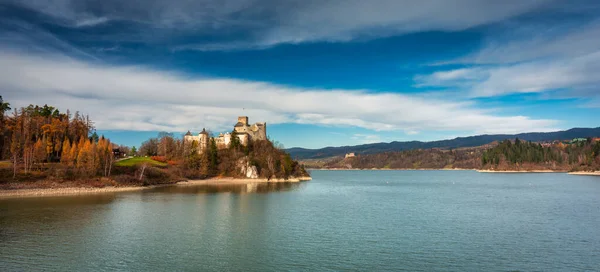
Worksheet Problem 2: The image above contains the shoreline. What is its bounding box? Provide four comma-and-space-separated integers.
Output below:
308, 168, 476, 171
568, 171, 600, 176
0, 176, 312, 199
310, 168, 575, 173
476, 169, 567, 173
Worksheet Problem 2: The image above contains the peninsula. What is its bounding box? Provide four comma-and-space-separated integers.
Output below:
0, 98, 310, 196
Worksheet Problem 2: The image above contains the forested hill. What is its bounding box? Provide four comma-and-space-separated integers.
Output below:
287, 127, 600, 159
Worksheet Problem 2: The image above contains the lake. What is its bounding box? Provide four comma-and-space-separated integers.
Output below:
1, 170, 600, 271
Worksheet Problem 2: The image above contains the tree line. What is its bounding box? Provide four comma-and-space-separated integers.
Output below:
481, 138, 600, 171
0, 96, 115, 179
317, 148, 483, 169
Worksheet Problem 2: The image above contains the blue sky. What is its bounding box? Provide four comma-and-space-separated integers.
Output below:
1, 0, 599, 149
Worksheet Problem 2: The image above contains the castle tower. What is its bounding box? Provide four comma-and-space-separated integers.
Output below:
184, 130, 193, 142
199, 128, 210, 153
238, 116, 248, 126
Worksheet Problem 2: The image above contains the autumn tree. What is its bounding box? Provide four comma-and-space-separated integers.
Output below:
0, 96, 11, 160
60, 139, 73, 167
77, 139, 95, 176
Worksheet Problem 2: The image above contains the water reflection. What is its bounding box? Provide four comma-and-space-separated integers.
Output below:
149, 182, 304, 195
0, 193, 118, 208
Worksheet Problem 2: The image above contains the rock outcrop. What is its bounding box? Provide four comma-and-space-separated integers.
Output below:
238, 158, 259, 179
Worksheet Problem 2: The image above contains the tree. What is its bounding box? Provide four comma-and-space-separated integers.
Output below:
130, 146, 137, 156
0, 96, 10, 160
61, 139, 73, 167
0, 96, 10, 115
97, 137, 113, 177
208, 138, 219, 175
89, 131, 99, 143
139, 138, 159, 156
33, 139, 45, 169
10, 109, 21, 177
186, 140, 202, 171
77, 139, 95, 176
229, 132, 241, 150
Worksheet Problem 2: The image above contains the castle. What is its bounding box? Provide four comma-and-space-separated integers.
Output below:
184, 116, 267, 153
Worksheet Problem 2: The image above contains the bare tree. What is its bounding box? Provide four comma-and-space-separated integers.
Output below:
139, 163, 148, 181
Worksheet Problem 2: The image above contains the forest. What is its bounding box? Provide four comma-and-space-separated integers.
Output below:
315, 147, 485, 170
0, 97, 119, 187
481, 138, 600, 171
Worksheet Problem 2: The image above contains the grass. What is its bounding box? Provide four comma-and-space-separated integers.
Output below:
114, 157, 167, 167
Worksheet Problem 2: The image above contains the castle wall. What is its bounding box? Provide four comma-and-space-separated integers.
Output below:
238, 134, 249, 146
199, 133, 209, 154
184, 135, 200, 143
185, 117, 266, 153
215, 133, 232, 149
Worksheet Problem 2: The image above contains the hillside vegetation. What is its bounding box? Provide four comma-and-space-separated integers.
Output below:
314, 147, 484, 170
288, 128, 600, 159
481, 138, 600, 171
138, 132, 309, 180
309, 138, 600, 172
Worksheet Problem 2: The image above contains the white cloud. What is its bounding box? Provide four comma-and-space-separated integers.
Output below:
0, 50, 558, 135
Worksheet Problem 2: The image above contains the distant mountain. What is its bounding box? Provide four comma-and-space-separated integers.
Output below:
287, 127, 600, 159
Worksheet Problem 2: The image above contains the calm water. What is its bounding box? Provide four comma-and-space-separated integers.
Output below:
1, 170, 600, 271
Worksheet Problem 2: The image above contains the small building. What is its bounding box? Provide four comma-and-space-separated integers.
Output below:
345, 153, 356, 158
570, 138, 587, 144
112, 148, 123, 158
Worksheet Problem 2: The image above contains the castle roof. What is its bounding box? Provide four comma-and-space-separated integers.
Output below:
200, 128, 208, 135
185, 131, 192, 136
234, 122, 246, 127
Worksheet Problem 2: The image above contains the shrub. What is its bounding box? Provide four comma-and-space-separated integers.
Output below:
151, 156, 168, 163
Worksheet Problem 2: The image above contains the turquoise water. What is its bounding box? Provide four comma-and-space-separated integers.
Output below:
1, 170, 600, 271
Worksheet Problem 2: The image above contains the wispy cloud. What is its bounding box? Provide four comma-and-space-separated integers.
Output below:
416, 52, 600, 97
352, 134, 382, 144
4, 0, 560, 50
0, 50, 558, 135
460, 19, 600, 64
416, 18, 600, 101
75, 16, 109, 27
0, 18, 99, 60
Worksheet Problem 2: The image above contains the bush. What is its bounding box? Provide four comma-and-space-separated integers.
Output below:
151, 156, 168, 163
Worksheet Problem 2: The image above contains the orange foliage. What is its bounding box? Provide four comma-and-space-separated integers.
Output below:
167, 160, 181, 166
151, 156, 168, 163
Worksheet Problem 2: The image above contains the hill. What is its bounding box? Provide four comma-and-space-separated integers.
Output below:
287, 127, 600, 159
309, 138, 600, 172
